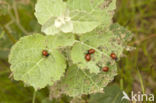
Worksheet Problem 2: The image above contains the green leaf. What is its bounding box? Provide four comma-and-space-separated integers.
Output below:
68, 0, 116, 33
8, 33, 75, 90
35, 0, 70, 35
35, 0, 116, 35
46, 33, 76, 49
88, 85, 129, 103
71, 25, 128, 73
110, 23, 133, 42
35, 0, 66, 25
48, 24, 133, 96
51, 65, 117, 97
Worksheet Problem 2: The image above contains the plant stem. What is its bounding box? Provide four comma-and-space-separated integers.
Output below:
120, 78, 124, 90
0, 25, 16, 43
137, 69, 145, 94
32, 90, 37, 103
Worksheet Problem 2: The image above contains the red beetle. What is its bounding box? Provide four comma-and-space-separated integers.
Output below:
85, 54, 91, 61
42, 50, 49, 57
110, 53, 117, 60
88, 49, 95, 54
102, 66, 109, 72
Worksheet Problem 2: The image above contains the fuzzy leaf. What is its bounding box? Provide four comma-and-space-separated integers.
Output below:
8, 33, 75, 90
110, 23, 133, 42
51, 65, 117, 97
35, 0, 66, 25
35, 0, 116, 35
35, 0, 67, 35
46, 33, 76, 49
71, 25, 127, 73
68, 0, 116, 34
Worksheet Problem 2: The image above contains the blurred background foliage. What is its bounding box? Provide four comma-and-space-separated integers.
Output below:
0, 0, 155, 103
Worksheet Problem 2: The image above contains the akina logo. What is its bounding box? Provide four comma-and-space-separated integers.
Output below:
122, 91, 155, 102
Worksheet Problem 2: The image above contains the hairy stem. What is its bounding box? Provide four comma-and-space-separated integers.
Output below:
32, 90, 37, 103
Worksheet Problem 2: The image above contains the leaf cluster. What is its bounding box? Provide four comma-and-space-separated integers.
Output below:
8, 0, 133, 97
